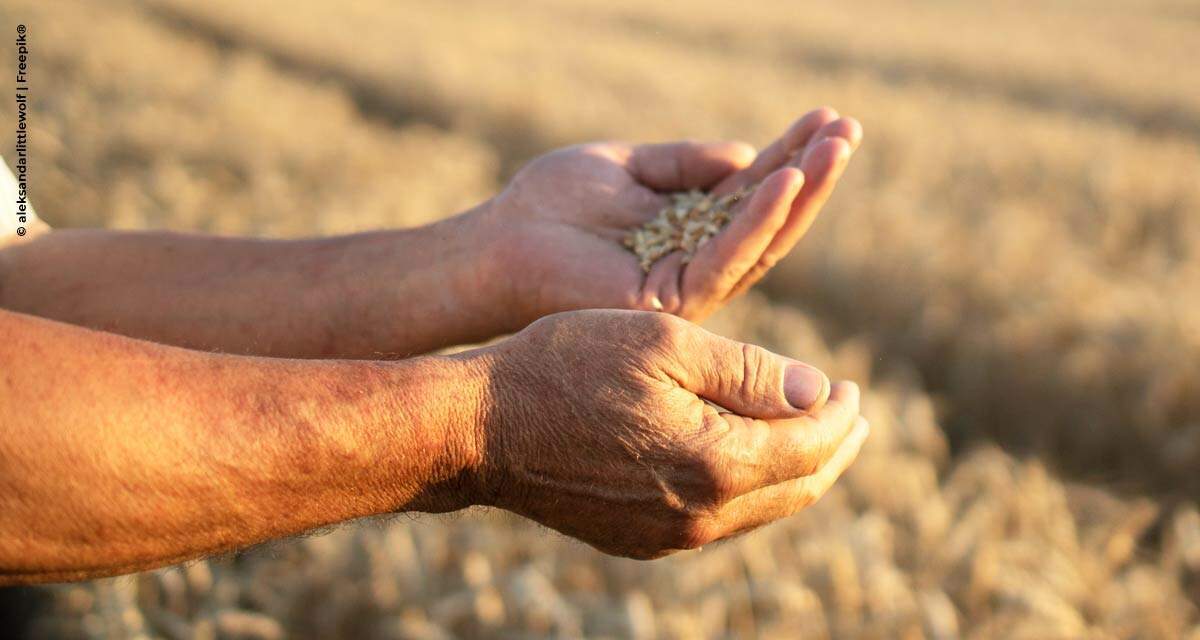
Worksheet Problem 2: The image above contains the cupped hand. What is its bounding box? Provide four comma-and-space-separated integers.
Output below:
468, 309, 868, 560
485, 108, 862, 325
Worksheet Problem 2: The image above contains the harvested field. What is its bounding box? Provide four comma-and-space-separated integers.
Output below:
2, 0, 1198, 637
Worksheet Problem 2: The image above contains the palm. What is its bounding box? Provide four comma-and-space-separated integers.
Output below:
491, 145, 663, 316
488, 108, 862, 323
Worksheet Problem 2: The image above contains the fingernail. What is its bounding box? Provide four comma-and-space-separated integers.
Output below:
784, 365, 828, 410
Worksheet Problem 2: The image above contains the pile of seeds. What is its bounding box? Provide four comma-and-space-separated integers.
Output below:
623, 185, 754, 272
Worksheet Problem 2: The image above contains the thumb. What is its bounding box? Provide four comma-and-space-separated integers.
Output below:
660, 322, 830, 419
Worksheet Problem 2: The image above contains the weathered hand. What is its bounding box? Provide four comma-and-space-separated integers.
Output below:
485, 108, 862, 324
468, 309, 868, 559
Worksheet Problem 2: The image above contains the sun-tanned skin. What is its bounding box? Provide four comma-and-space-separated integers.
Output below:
0, 109, 861, 357
0, 110, 864, 584
0, 308, 864, 583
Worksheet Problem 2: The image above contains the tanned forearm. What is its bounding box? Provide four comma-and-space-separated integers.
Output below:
0, 308, 489, 584
0, 207, 516, 358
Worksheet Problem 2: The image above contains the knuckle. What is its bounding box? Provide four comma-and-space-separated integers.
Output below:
522, 311, 581, 347
741, 257, 775, 288
715, 262, 746, 292
527, 312, 559, 331
519, 315, 558, 345
757, 252, 781, 271
640, 311, 687, 347
737, 343, 777, 403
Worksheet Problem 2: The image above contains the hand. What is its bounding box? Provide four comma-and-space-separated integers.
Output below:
483, 108, 862, 324
467, 309, 868, 559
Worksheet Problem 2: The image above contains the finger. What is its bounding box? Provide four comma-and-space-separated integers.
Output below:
723, 381, 860, 493
621, 184, 673, 223
627, 141, 756, 192
711, 108, 839, 196
640, 251, 685, 313
714, 415, 869, 539
796, 414, 869, 497
679, 167, 804, 318
810, 116, 863, 153
744, 379, 859, 485
660, 321, 830, 417
724, 136, 853, 301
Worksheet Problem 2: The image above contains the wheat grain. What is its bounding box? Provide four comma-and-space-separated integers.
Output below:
623, 186, 755, 272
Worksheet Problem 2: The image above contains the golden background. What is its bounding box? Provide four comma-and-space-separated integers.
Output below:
2, 0, 1198, 637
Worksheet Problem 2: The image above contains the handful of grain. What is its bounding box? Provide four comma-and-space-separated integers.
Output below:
623, 185, 754, 272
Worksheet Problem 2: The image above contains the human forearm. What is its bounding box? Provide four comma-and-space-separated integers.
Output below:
0, 307, 868, 582
0, 309, 488, 584
0, 208, 513, 357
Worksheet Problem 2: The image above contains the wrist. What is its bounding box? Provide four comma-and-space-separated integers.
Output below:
440, 201, 527, 337
329, 352, 494, 515
436, 347, 499, 508
475, 201, 563, 331
317, 203, 521, 356
399, 350, 495, 512
440, 342, 515, 509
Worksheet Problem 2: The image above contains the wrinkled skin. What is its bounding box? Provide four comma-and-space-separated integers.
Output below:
0, 109, 860, 359
485, 107, 862, 325
471, 309, 868, 560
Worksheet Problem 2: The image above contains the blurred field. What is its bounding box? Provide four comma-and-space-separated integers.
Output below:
2, 0, 1199, 637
